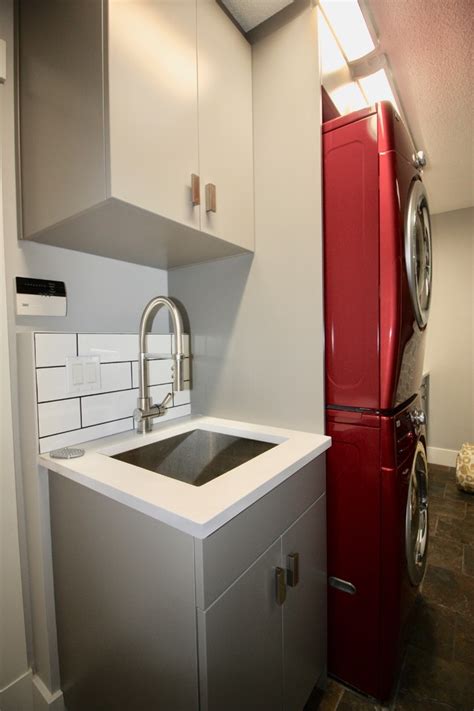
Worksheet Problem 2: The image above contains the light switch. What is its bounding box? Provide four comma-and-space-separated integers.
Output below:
71, 363, 83, 385
66, 356, 101, 394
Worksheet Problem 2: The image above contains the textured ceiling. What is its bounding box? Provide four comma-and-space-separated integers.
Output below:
221, 0, 294, 32
362, 0, 474, 215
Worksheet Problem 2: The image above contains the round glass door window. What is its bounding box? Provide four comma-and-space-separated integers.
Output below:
405, 180, 432, 328
406, 441, 429, 586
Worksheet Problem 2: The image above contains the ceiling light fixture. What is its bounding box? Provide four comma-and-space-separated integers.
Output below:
319, 0, 376, 62
358, 69, 400, 114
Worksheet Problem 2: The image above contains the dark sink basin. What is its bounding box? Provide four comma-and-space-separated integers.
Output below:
111, 429, 278, 487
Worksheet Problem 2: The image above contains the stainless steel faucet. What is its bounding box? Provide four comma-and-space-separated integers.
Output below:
134, 296, 186, 433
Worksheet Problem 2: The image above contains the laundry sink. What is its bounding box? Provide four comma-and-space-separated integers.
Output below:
111, 429, 278, 487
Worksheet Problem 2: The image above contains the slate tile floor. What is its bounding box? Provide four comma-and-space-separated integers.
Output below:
305, 464, 474, 711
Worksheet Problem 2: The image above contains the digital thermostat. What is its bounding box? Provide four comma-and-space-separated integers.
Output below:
16, 277, 67, 317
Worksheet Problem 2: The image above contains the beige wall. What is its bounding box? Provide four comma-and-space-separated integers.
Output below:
0, 0, 168, 699
0, 91, 32, 709
170, 1, 325, 434
424, 207, 474, 463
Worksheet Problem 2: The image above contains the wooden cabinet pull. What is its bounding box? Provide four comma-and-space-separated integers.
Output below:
191, 174, 200, 206
286, 552, 299, 587
205, 183, 216, 213
275, 567, 286, 606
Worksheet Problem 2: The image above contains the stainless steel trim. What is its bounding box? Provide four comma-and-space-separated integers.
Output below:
328, 576, 356, 595
410, 409, 426, 427
406, 440, 429, 586
191, 173, 200, 206
205, 183, 217, 213
286, 552, 300, 587
136, 296, 185, 433
275, 567, 287, 606
404, 179, 432, 329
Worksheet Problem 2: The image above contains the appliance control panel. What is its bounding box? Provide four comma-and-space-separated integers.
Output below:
16, 277, 67, 317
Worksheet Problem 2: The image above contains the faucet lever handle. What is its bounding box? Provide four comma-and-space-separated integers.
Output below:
143, 352, 173, 361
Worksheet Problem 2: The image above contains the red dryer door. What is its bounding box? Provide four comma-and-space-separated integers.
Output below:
323, 115, 380, 409
326, 410, 381, 698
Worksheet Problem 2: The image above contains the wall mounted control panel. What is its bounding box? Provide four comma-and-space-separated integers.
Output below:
16, 277, 67, 316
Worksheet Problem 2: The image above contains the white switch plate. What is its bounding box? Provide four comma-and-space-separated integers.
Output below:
66, 356, 101, 395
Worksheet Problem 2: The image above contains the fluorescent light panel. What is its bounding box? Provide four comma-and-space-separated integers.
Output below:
318, 8, 347, 75
320, 0, 375, 61
330, 82, 368, 115
358, 69, 400, 113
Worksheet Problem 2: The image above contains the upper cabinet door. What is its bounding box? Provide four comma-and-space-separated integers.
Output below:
108, 0, 200, 229
197, 0, 254, 251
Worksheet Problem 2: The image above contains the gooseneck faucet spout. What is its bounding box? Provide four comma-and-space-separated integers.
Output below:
134, 296, 186, 434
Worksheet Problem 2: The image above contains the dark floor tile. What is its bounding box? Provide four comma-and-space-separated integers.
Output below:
428, 465, 454, 484
399, 645, 474, 709
436, 514, 474, 546
430, 496, 467, 522
407, 598, 456, 661
429, 514, 438, 536
444, 481, 474, 504
304, 678, 344, 710
464, 544, 474, 577
428, 535, 463, 572
394, 690, 456, 710
336, 689, 383, 710
454, 616, 474, 667
429, 478, 448, 497
422, 565, 474, 620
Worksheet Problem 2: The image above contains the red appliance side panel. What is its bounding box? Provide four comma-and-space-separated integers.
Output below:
377, 101, 416, 164
326, 411, 381, 697
323, 115, 380, 409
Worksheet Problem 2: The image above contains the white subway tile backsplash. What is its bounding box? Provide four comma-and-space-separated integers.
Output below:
38, 399, 81, 438
36, 362, 132, 402
147, 334, 172, 354
35, 333, 77, 367
81, 389, 137, 428
149, 384, 174, 406
132, 359, 174, 388
173, 383, 191, 407
39, 418, 134, 454
99, 362, 132, 393
78, 334, 138, 362
34, 332, 191, 447
37, 367, 68, 402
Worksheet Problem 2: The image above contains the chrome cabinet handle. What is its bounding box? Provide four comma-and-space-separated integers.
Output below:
205, 183, 216, 213
286, 552, 299, 587
191, 174, 200, 206
275, 567, 286, 606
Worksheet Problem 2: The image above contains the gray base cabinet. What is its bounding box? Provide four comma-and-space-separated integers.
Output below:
48, 456, 326, 711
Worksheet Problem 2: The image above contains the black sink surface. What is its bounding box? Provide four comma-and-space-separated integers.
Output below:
111, 429, 278, 487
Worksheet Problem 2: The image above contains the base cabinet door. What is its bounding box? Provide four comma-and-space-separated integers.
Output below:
197, 540, 283, 711
282, 496, 327, 710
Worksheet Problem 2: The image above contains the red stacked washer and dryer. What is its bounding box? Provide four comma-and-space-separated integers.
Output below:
323, 101, 433, 701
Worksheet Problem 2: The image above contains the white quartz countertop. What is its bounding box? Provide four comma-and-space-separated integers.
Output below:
40, 416, 331, 538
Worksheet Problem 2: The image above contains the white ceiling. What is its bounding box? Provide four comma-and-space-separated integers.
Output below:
362, 0, 474, 215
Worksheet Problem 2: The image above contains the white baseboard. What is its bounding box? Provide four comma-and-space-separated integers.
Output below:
0, 670, 33, 711
32, 675, 64, 711
427, 446, 457, 467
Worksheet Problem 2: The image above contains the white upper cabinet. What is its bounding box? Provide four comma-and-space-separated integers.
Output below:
18, 0, 254, 269
108, 0, 200, 231
197, 0, 254, 251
